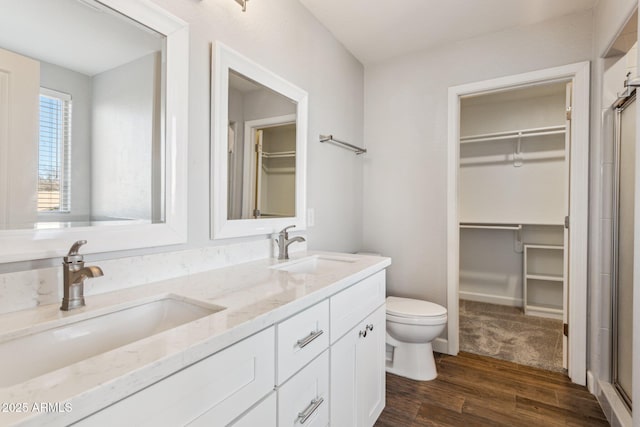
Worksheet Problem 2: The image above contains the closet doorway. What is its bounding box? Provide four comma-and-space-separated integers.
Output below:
446, 62, 590, 384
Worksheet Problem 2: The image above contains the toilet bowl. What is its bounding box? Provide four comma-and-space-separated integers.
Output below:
385, 296, 447, 381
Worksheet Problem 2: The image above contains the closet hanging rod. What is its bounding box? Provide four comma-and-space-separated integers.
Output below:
460, 125, 565, 144
319, 134, 367, 155
459, 223, 522, 230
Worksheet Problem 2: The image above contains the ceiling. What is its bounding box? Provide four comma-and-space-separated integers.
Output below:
0, 0, 162, 76
298, 0, 598, 65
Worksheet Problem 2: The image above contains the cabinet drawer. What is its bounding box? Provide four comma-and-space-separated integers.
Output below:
229, 392, 277, 427
278, 351, 329, 427
330, 270, 385, 343
78, 327, 275, 427
277, 300, 329, 384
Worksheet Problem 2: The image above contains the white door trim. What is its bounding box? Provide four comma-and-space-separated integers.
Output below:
446, 61, 590, 385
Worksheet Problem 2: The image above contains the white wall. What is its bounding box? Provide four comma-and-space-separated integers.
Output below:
91, 53, 159, 221
362, 12, 593, 305
39, 61, 92, 222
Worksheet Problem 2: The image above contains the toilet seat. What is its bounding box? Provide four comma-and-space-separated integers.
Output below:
387, 312, 447, 326
386, 296, 447, 317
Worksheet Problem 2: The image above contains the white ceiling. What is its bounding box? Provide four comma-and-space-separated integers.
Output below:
299, 0, 598, 65
0, 0, 163, 76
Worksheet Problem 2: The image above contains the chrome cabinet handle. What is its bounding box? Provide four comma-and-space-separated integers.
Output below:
366, 324, 374, 332
297, 329, 324, 348
297, 397, 324, 424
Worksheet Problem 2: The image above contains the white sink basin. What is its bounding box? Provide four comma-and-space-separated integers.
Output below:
0, 296, 224, 387
270, 255, 357, 274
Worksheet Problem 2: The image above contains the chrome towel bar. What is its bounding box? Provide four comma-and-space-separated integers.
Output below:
319, 134, 367, 155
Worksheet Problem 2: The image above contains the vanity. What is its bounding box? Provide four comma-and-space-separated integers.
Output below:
0, 252, 390, 426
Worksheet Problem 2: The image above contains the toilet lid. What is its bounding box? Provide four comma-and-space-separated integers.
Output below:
386, 296, 447, 318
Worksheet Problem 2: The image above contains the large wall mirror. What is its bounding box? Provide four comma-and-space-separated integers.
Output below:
0, 0, 188, 262
212, 43, 308, 239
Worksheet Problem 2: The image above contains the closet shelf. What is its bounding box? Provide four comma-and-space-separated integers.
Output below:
524, 304, 563, 316
262, 150, 296, 158
526, 273, 563, 282
460, 125, 566, 144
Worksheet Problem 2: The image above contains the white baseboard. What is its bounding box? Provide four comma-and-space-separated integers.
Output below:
586, 370, 595, 394
432, 337, 449, 354
459, 291, 522, 307
596, 380, 632, 427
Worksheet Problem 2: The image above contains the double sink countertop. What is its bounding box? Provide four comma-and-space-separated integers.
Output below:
0, 251, 390, 427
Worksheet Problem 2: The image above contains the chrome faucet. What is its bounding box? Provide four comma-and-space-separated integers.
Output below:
61, 240, 104, 311
276, 225, 306, 260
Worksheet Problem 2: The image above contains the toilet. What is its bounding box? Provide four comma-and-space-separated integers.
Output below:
385, 296, 448, 381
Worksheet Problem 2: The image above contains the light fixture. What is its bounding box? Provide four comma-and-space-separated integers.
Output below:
235, 0, 247, 12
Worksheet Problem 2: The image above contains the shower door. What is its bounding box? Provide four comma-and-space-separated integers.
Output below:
613, 93, 635, 410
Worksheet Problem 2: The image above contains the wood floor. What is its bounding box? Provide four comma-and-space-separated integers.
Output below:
375, 352, 609, 427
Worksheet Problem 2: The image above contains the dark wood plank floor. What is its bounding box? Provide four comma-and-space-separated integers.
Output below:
375, 352, 609, 427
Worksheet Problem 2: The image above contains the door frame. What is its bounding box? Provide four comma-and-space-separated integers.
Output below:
241, 114, 296, 218
446, 61, 590, 385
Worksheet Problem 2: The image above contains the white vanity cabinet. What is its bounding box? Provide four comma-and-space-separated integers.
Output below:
330, 271, 386, 427
75, 327, 276, 427
70, 268, 387, 427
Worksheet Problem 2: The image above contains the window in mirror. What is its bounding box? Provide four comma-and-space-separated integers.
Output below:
38, 88, 72, 213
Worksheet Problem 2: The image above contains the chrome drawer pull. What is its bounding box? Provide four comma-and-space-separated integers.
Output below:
297, 397, 324, 424
366, 323, 374, 332
297, 329, 324, 348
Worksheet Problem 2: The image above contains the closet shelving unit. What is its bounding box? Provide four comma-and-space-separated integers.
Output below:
523, 244, 564, 319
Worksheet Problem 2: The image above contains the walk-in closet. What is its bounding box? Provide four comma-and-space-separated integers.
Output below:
458, 82, 570, 372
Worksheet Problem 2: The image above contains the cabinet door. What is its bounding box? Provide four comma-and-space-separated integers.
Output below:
278, 350, 329, 427
330, 305, 385, 427
77, 327, 275, 427
228, 392, 276, 427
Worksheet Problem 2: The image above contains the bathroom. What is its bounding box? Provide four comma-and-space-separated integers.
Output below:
0, 0, 638, 426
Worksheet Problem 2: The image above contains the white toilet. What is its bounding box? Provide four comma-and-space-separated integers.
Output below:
385, 296, 447, 381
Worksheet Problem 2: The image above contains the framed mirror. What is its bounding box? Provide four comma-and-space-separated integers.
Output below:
212, 43, 308, 239
0, 0, 188, 262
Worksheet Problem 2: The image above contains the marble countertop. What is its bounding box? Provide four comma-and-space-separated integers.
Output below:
0, 251, 390, 427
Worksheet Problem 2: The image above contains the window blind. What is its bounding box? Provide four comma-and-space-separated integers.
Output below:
38, 88, 71, 212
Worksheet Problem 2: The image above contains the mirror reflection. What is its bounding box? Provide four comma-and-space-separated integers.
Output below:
0, 0, 165, 230
227, 70, 297, 220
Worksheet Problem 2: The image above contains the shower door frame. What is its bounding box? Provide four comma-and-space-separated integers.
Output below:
446, 61, 590, 385
612, 91, 635, 410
